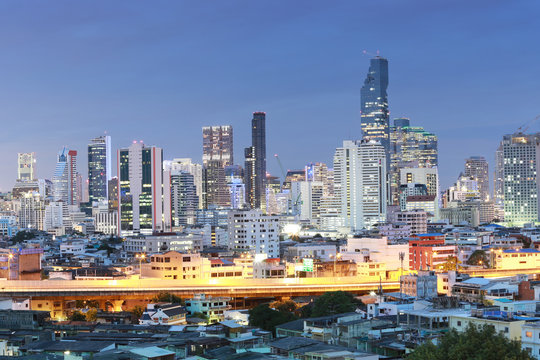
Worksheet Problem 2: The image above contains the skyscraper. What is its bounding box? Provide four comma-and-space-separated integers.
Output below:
501, 133, 540, 224
170, 171, 198, 227
389, 118, 438, 204
361, 57, 390, 152
17, 153, 35, 181
244, 112, 266, 210
202, 126, 234, 167
334, 140, 387, 231
88, 135, 112, 203
52, 148, 78, 205
202, 126, 233, 208
118, 141, 164, 235
464, 156, 489, 201
168, 158, 203, 209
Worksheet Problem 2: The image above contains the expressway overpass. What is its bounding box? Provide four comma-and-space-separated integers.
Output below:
0, 278, 400, 317
0, 277, 399, 299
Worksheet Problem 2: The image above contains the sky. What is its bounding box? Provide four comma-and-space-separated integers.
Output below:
1, 0, 540, 192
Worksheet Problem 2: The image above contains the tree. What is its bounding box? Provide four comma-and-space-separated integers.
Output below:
11, 230, 35, 243
85, 308, 98, 322
70, 311, 87, 321
152, 292, 183, 304
467, 250, 489, 266
407, 323, 533, 360
271, 299, 297, 313
438, 256, 461, 271
311, 291, 359, 317
249, 304, 297, 334
130, 305, 144, 320
189, 312, 209, 323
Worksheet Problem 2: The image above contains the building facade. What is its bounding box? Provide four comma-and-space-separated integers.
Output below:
244, 112, 266, 210
88, 135, 112, 203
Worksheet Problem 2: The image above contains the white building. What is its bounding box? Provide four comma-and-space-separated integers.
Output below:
18, 192, 45, 230
291, 181, 324, 225
123, 234, 203, 255
334, 140, 387, 231
60, 240, 85, 255
388, 209, 428, 235
167, 158, 204, 209
44, 201, 64, 232
287, 243, 337, 261
521, 323, 540, 358
340, 237, 409, 271
227, 209, 280, 258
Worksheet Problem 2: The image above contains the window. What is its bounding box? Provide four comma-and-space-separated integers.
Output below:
504, 327, 509, 333
526, 331, 533, 338
457, 321, 461, 326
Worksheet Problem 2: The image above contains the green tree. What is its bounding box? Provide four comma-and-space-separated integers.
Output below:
467, 250, 489, 266
249, 304, 297, 334
70, 311, 87, 321
152, 292, 183, 304
311, 291, 359, 317
85, 308, 98, 322
271, 299, 298, 313
130, 305, 144, 320
11, 230, 35, 243
438, 256, 461, 271
407, 324, 533, 360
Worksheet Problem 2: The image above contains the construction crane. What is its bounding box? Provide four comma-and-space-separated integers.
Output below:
517, 114, 540, 133
274, 154, 287, 185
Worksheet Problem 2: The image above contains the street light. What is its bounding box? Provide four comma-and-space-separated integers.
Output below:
136, 254, 146, 279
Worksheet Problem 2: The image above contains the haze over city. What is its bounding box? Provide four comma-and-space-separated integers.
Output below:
2, 0, 540, 191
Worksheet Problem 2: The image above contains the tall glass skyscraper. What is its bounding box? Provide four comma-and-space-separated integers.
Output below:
361, 57, 390, 152
118, 141, 163, 235
244, 112, 266, 210
53, 148, 77, 205
88, 135, 111, 203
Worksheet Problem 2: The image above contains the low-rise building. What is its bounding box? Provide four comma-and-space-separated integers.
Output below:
401, 270, 437, 299
139, 303, 187, 325
185, 294, 230, 323
494, 249, 540, 270
450, 308, 526, 340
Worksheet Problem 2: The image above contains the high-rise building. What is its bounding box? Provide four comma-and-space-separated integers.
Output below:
19, 192, 45, 230
52, 148, 78, 205
202, 126, 234, 167
202, 126, 233, 209
167, 158, 203, 209
361, 57, 390, 153
334, 140, 387, 231
170, 171, 198, 227
244, 112, 266, 210
88, 135, 112, 203
118, 141, 164, 236
291, 181, 324, 225
305, 162, 334, 197
202, 160, 230, 208
501, 133, 540, 224
17, 153, 35, 181
464, 156, 489, 201
108, 177, 119, 211
399, 167, 439, 200
389, 118, 438, 204
227, 209, 279, 258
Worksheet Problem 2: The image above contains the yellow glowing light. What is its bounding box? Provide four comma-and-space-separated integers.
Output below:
283, 223, 301, 236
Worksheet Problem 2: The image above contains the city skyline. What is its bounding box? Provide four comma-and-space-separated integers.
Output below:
1, 1, 540, 192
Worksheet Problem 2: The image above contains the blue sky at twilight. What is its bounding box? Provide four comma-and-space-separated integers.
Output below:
1, 0, 540, 191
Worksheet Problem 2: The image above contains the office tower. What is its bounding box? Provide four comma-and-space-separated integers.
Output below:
202, 160, 230, 208
494, 145, 504, 220
225, 165, 245, 209
361, 57, 390, 152
244, 112, 267, 210
334, 140, 387, 231
202, 126, 234, 167
291, 181, 324, 225
464, 156, 489, 201
282, 170, 305, 191
170, 171, 198, 227
389, 118, 438, 204
17, 153, 35, 181
399, 167, 439, 199
227, 209, 279, 258
501, 133, 540, 224
88, 135, 112, 203
305, 162, 333, 197
202, 126, 233, 209
52, 148, 78, 205
108, 177, 119, 211
168, 158, 203, 209
118, 141, 163, 236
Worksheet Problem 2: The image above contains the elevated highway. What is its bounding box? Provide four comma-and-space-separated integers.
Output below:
0, 277, 400, 300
